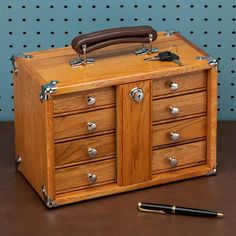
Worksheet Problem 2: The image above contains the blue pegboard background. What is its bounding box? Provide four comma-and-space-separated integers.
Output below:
0, 0, 235, 121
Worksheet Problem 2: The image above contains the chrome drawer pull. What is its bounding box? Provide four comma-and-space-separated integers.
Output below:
87, 173, 97, 183
168, 157, 178, 167
170, 132, 180, 141
88, 147, 97, 158
86, 96, 96, 106
169, 82, 179, 91
169, 106, 179, 115
130, 87, 144, 103
87, 121, 97, 131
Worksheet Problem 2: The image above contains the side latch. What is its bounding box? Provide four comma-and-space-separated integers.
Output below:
39, 80, 59, 101
41, 185, 58, 208
196, 56, 218, 68
164, 29, 179, 37
11, 53, 33, 75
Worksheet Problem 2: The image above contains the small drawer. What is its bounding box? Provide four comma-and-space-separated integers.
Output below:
53, 87, 115, 114
153, 91, 206, 122
55, 159, 115, 192
153, 116, 206, 147
153, 70, 206, 97
152, 141, 206, 173
55, 133, 115, 166
54, 108, 115, 140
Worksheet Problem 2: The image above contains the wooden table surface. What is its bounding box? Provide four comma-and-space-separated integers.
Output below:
0, 122, 235, 236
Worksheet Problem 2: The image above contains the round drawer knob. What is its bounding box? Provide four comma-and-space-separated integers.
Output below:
87, 173, 97, 183
169, 82, 179, 91
87, 122, 97, 131
86, 96, 96, 106
130, 87, 144, 103
168, 157, 178, 167
169, 106, 179, 115
170, 132, 180, 141
88, 147, 97, 158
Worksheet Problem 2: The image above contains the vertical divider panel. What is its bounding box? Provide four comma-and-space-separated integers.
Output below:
117, 80, 152, 186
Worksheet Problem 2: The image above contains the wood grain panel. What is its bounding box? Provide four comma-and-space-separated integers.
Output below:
14, 59, 55, 199
153, 70, 206, 97
54, 108, 115, 140
206, 68, 218, 169
55, 133, 115, 166
153, 141, 206, 173
153, 116, 206, 147
53, 87, 115, 114
153, 91, 206, 122
55, 159, 115, 192
117, 80, 152, 186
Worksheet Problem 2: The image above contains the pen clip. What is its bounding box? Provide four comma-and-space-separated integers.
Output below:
138, 205, 166, 215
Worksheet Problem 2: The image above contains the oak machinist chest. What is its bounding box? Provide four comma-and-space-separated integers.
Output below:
13, 27, 218, 208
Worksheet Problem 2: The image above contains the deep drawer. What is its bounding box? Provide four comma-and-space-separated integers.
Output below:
55, 159, 115, 192
153, 91, 206, 122
55, 133, 115, 166
153, 70, 206, 97
54, 108, 115, 140
153, 116, 206, 147
152, 140, 206, 173
53, 87, 115, 114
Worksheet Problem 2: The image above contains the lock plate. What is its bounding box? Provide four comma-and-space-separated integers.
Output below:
130, 87, 144, 103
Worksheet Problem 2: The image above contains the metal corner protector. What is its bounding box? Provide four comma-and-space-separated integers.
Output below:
41, 185, 58, 208
196, 56, 218, 68
207, 165, 217, 176
39, 80, 59, 101
11, 53, 33, 75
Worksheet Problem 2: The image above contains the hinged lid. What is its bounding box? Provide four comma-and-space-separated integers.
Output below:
15, 31, 213, 95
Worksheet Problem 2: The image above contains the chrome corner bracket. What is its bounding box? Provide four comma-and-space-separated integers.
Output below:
69, 44, 95, 67
196, 56, 218, 68
41, 186, 58, 208
164, 29, 179, 37
15, 155, 22, 171
11, 53, 33, 75
207, 165, 217, 176
39, 80, 59, 101
135, 33, 158, 55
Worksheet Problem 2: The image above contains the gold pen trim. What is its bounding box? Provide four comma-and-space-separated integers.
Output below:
137, 202, 166, 215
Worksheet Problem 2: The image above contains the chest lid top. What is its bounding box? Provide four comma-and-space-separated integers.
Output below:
16, 31, 213, 95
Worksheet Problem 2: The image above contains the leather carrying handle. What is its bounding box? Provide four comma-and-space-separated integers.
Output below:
71, 25, 157, 55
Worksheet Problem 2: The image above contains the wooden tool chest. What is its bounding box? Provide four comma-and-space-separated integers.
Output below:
13, 28, 217, 208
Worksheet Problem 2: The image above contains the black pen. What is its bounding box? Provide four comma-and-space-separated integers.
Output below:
137, 202, 223, 217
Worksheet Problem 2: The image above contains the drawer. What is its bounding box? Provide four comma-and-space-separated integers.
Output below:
53, 87, 115, 114
54, 108, 115, 140
55, 159, 115, 192
153, 116, 206, 147
55, 133, 115, 166
153, 70, 206, 97
152, 141, 206, 173
153, 91, 206, 122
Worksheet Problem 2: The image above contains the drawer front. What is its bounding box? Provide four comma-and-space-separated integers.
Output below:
54, 87, 115, 114
54, 108, 115, 140
153, 141, 206, 173
153, 71, 206, 97
55, 159, 115, 192
55, 133, 115, 166
153, 116, 206, 147
153, 92, 206, 122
